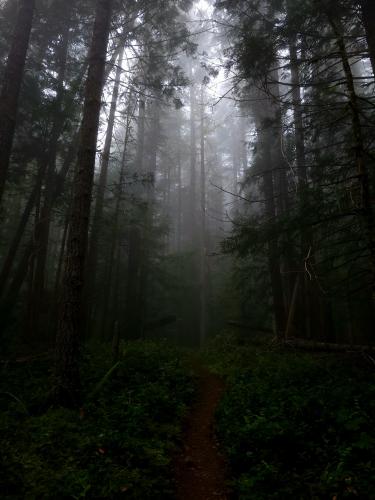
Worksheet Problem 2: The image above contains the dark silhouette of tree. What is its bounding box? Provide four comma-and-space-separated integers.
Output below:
0, 0, 35, 205
55, 0, 114, 407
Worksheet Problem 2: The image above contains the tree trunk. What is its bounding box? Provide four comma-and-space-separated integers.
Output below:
288, 31, 315, 339
199, 86, 207, 346
0, 24, 87, 311
0, 162, 44, 298
85, 45, 125, 328
176, 111, 183, 252
30, 21, 71, 336
55, 0, 113, 407
231, 119, 240, 213
0, 134, 79, 327
360, 0, 375, 76
101, 102, 133, 340
189, 66, 197, 247
125, 97, 146, 340
0, 0, 35, 205
330, 17, 375, 304
261, 128, 287, 339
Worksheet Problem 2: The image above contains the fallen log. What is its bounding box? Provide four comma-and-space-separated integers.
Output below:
0, 351, 52, 364
283, 338, 375, 352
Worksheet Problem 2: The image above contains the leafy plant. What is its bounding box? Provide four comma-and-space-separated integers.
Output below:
0, 341, 195, 499
208, 333, 375, 499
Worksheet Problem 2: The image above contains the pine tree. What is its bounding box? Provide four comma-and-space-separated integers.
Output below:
55, 0, 114, 407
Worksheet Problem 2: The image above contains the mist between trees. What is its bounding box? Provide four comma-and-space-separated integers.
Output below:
0, 0, 374, 406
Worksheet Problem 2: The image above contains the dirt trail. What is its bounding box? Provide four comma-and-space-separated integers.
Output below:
174, 363, 230, 500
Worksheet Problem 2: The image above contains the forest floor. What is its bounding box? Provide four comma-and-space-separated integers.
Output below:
174, 361, 231, 500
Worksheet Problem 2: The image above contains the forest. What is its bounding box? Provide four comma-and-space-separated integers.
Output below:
0, 0, 375, 498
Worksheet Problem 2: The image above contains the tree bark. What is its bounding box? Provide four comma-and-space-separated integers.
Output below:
199, 86, 207, 346
261, 127, 287, 339
231, 119, 240, 214
360, 0, 375, 76
30, 21, 71, 336
176, 111, 183, 252
101, 102, 133, 341
288, 31, 316, 339
85, 45, 124, 326
330, 17, 375, 304
125, 97, 146, 340
0, 134, 79, 329
189, 65, 197, 247
0, 162, 44, 298
55, 0, 113, 407
0, 0, 35, 205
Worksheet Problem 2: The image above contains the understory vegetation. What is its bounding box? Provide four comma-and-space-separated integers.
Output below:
206, 333, 375, 499
0, 342, 195, 499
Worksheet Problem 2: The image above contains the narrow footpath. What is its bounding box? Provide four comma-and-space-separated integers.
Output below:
174, 363, 230, 500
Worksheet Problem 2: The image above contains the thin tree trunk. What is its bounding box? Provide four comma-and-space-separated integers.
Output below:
0, 0, 35, 205
288, 31, 314, 339
0, 134, 79, 324
231, 119, 240, 213
176, 111, 182, 252
30, 21, 71, 336
199, 86, 207, 346
54, 206, 70, 309
136, 98, 146, 172
360, 0, 375, 76
330, 17, 375, 303
0, 34, 87, 311
125, 97, 145, 340
0, 161, 45, 298
189, 67, 197, 247
261, 128, 287, 339
55, 0, 113, 407
101, 103, 133, 340
85, 45, 125, 326
139, 98, 160, 337
188, 69, 200, 345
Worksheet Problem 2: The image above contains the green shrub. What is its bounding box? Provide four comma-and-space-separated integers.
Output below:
210, 335, 375, 499
0, 341, 195, 499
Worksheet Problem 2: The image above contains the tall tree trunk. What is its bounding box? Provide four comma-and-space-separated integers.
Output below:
102, 102, 133, 340
241, 117, 248, 173
135, 98, 146, 173
0, 0, 35, 205
261, 127, 287, 339
231, 119, 240, 214
138, 99, 161, 336
330, 18, 375, 303
188, 69, 200, 345
269, 66, 299, 331
85, 45, 125, 329
125, 97, 145, 340
199, 87, 207, 346
176, 111, 182, 252
30, 21, 71, 336
360, 0, 375, 76
288, 31, 313, 339
53, 204, 70, 313
189, 67, 197, 247
0, 134, 79, 329
0, 162, 45, 298
55, 0, 113, 407
0, 29, 87, 310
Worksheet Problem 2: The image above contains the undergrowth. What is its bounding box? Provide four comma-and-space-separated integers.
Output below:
205, 332, 375, 499
0, 341, 195, 499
